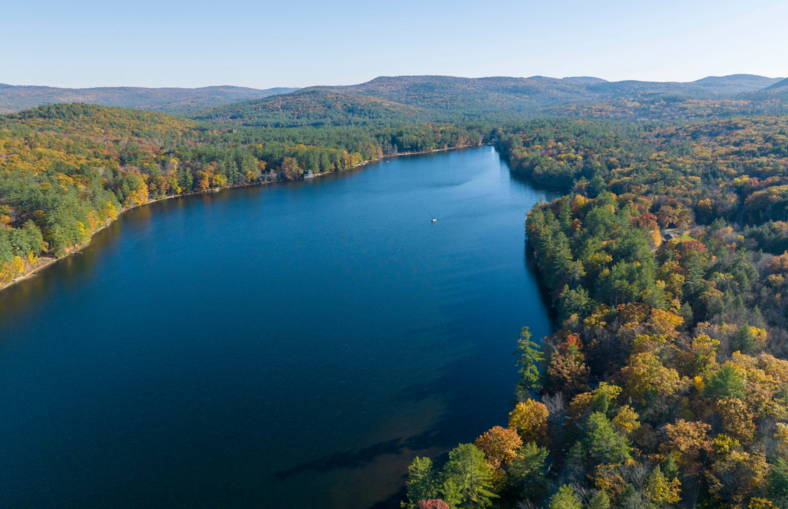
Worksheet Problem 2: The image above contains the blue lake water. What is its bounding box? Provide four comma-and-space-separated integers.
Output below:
0, 146, 559, 508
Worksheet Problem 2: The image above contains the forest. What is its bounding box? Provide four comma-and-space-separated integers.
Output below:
5, 93, 788, 509
403, 116, 788, 508
0, 103, 487, 286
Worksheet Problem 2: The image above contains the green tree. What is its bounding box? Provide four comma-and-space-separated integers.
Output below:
705, 364, 746, 400
549, 485, 581, 509
507, 442, 549, 501
404, 457, 439, 508
558, 286, 594, 323
441, 444, 497, 509
585, 412, 631, 465
767, 457, 788, 507
731, 325, 759, 355
661, 452, 680, 481
514, 327, 544, 396
588, 491, 610, 509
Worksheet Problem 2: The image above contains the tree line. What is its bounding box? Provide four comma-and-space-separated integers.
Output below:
0, 103, 489, 285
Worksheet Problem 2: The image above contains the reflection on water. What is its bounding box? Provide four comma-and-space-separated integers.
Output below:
0, 147, 559, 508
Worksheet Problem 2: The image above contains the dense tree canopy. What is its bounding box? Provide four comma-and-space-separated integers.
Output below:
405, 115, 788, 508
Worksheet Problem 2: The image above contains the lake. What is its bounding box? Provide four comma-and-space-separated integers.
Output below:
0, 146, 559, 508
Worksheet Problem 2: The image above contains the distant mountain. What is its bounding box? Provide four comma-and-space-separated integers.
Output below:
560, 77, 609, 85
190, 74, 784, 126
691, 74, 782, 92
191, 89, 432, 127
13, 74, 778, 125
736, 76, 788, 102
0, 85, 298, 114
320, 74, 783, 110
317, 76, 596, 114
767, 77, 788, 90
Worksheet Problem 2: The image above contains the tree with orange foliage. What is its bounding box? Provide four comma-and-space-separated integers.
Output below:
547, 334, 590, 395
474, 426, 522, 469
661, 420, 711, 475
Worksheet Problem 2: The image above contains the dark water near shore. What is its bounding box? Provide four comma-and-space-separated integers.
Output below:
0, 146, 559, 508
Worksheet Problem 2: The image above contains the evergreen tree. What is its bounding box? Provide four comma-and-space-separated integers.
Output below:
767, 457, 788, 507
507, 442, 549, 501
587, 491, 610, 509
404, 457, 439, 508
585, 412, 631, 465
442, 444, 497, 509
661, 452, 680, 481
705, 364, 746, 400
514, 327, 544, 397
549, 485, 581, 509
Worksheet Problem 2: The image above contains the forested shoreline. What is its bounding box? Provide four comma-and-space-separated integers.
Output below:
0, 103, 488, 289
6, 99, 788, 509
403, 117, 788, 509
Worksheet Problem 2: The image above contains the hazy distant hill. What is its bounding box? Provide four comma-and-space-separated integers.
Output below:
0, 85, 298, 114
321, 74, 784, 110
190, 74, 785, 126
691, 74, 782, 93
319, 76, 596, 114
769, 78, 788, 89
191, 89, 434, 127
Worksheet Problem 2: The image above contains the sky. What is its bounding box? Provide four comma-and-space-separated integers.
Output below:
2, 0, 787, 89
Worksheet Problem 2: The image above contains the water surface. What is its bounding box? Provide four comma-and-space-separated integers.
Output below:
0, 146, 559, 508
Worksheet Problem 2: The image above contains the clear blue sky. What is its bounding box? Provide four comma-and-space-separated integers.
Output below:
2, 0, 786, 89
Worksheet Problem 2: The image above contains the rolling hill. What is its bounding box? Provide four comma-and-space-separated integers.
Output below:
0, 84, 298, 114
767, 77, 788, 90
190, 89, 434, 127
322, 74, 784, 109
190, 74, 786, 125
6, 74, 784, 125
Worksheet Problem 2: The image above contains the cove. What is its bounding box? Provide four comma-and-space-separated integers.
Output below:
0, 146, 560, 509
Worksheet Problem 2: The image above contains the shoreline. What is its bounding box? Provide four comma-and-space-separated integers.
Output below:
0, 143, 483, 293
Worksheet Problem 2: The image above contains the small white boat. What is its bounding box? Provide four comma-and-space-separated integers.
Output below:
431, 218, 437, 223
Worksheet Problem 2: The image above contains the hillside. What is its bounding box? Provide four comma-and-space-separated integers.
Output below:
190, 89, 435, 127
319, 76, 592, 114
768, 78, 788, 90
322, 74, 784, 109
0, 84, 298, 115
692, 74, 783, 93
191, 74, 786, 126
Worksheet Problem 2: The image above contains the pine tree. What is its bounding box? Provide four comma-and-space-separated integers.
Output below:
549, 485, 581, 509
514, 327, 544, 397
403, 457, 439, 508
442, 444, 498, 509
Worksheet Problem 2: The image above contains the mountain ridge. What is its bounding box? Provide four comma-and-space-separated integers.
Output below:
190, 74, 786, 125
0, 84, 299, 114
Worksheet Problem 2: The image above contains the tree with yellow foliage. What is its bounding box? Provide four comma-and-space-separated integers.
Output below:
508, 399, 549, 444
645, 466, 681, 506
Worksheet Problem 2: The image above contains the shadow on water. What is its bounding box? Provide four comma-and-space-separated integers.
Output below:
273, 430, 440, 481
0, 146, 565, 509
365, 487, 409, 509
273, 328, 535, 507
525, 243, 560, 331
269, 154, 565, 509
